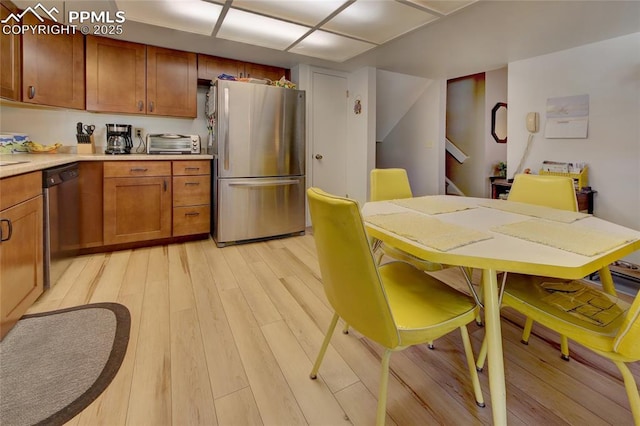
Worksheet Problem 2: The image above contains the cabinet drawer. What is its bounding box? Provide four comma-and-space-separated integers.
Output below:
104, 161, 171, 178
173, 176, 210, 206
0, 171, 41, 211
173, 160, 210, 176
173, 205, 210, 236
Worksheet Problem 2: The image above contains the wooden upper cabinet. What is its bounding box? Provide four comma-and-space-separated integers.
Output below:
21, 14, 84, 109
0, 1, 21, 101
197, 54, 288, 83
86, 36, 146, 114
147, 46, 197, 118
244, 62, 286, 82
197, 54, 242, 81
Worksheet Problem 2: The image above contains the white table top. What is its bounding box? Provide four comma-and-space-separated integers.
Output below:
362, 196, 640, 279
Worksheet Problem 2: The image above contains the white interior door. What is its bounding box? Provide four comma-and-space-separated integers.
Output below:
311, 72, 348, 196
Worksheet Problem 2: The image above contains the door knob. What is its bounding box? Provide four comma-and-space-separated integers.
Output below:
315, 154, 323, 160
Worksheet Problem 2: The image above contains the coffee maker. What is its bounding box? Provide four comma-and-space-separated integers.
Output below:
105, 124, 133, 154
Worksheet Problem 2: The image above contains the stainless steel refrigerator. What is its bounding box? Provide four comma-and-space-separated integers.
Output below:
209, 79, 306, 247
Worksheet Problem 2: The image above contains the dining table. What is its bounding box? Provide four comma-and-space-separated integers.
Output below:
361, 195, 640, 425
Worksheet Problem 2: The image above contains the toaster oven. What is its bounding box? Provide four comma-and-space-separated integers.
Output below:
146, 134, 201, 154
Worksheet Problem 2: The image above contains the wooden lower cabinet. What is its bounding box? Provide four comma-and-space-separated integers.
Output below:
103, 162, 172, 245
79, 162, 104, 248
0, 172, 43, 340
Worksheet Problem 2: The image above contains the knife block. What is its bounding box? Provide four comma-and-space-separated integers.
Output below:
76, 134, 95, 154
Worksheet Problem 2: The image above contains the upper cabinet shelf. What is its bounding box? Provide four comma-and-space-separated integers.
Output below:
0, 0, 289, 119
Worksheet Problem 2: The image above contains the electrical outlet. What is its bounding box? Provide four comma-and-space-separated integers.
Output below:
134, 128, 143, 138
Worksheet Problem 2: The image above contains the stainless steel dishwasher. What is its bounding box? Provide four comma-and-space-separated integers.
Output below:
43, 163, 80, 289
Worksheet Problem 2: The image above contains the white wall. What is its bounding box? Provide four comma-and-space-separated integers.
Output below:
485, 67, 508, 177
376, 71, 445, 196
0, 88, 210, 152
346, 67, 377, 203
507, 33, 640, 263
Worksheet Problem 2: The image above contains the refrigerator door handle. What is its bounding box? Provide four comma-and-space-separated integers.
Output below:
228, 179, 300, 187
223, 87, 230, 170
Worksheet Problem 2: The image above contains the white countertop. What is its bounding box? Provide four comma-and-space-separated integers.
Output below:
0, 153, 214, 178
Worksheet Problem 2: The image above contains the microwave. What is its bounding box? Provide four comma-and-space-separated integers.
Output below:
146, 134, 201, 154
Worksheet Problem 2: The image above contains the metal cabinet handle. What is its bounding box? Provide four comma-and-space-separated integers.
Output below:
315, 154, 323, 160
163, 180, 168, 191
0, 219, 12, 242
28, 86, 35, 99
185, 167, 200, 171
149, 101, 154, 112
223, 87, 229, 170
138, 100, 144, 111
229, 180, 299, 187
130, 168, 148, 172
185, 212, 200, 217
184, 182, 200, 186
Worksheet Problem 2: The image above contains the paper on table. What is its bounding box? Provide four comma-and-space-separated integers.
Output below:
480, 199, 589, 223
366, 211, 492, 252
392, 195, 474, 215
492, 219, 636, 256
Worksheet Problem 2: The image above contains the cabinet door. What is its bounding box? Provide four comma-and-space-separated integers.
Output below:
244, 63, 286, 82
197, 54, 242, 81
0, 2, 21, 101
0, 195, 43, 340
147, 46, 197, 118
86, 36, 146, 114
104, 176, 172, 245
22, 14, 84, 109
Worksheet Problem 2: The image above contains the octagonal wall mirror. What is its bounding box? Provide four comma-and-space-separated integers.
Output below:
491, 102, 507, 143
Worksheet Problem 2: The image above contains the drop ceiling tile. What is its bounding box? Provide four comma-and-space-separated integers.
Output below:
289, 30, 376, 62
218, 8, 310, 50
322, 0, 438, 45
115, 0, 222, 35
231, 0, 349, 26
405, 0, 476, 15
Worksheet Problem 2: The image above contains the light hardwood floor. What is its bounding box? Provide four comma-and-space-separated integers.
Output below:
27, 233, 639, 425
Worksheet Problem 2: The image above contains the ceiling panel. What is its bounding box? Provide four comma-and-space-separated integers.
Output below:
405, 0, 476, 15
217, 8, 310, 50
321, 0, 437, 44
115, 0, 222, 35
289, 30, 376, 62
231, 0, 349, 27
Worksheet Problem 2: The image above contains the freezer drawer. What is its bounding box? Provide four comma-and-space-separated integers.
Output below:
215, 176, 305, 245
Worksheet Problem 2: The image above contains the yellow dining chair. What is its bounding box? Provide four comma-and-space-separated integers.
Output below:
506, 173, 578, 211
501, 276, 640, 424
307, 187, 484, 426
477, 174, 616, 368
369, 168, 445, 272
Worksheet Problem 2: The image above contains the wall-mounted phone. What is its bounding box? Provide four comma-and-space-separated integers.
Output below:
526, 112, 539, 133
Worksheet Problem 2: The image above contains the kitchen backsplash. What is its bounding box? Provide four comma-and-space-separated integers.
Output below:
0, 87, 210, 154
